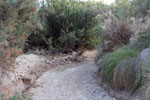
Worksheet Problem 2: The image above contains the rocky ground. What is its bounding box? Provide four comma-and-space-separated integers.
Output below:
0, 50, 97, 99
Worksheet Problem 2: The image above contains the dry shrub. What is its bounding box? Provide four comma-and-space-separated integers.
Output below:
0, 0, 39, 69
102, 20, 133, 53
130, 16, 150, 43
130, 28, 150, 52
95, 18, 133, 65
0, 48, 22, 69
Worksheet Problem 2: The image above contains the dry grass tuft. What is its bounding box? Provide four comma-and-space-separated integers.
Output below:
113, 58, 136, 90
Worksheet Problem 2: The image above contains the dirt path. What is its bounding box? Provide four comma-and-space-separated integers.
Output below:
28, 62, 116, 100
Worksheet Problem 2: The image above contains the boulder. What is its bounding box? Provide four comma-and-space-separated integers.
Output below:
134, 48, 150, 99
135, 48, 150, 76
145, 85, 150, 100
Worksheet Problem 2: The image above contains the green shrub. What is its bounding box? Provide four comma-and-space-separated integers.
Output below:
26, 0, 101, 52
100, 46, 139, 84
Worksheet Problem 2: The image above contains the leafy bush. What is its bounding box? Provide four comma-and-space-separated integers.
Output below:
26, 0, 100, 52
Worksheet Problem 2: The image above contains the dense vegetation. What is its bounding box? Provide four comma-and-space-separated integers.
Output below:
32, 0, 100, 52
0, 0, 105, 68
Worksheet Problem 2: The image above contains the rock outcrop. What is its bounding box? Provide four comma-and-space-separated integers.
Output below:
134, 48, 150, 100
